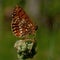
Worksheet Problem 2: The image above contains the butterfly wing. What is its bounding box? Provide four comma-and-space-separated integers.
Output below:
11, 5, 36, 38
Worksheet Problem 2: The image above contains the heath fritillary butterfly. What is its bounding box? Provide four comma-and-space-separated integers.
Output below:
11, 5, 37, 38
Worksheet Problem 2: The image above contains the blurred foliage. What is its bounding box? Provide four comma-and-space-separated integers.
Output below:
41, 0, 60, 16
18, 0, 26, 7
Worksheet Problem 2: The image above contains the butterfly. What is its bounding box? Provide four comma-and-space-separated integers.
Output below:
11, 5, 37, 38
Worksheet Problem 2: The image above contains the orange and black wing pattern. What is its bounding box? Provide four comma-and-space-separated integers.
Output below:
11, 5, 37, 38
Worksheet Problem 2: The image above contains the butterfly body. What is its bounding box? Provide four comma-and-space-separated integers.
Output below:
11, 5, 37, 38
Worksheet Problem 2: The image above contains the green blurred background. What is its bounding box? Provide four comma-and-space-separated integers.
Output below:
0, 0, 60, 60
